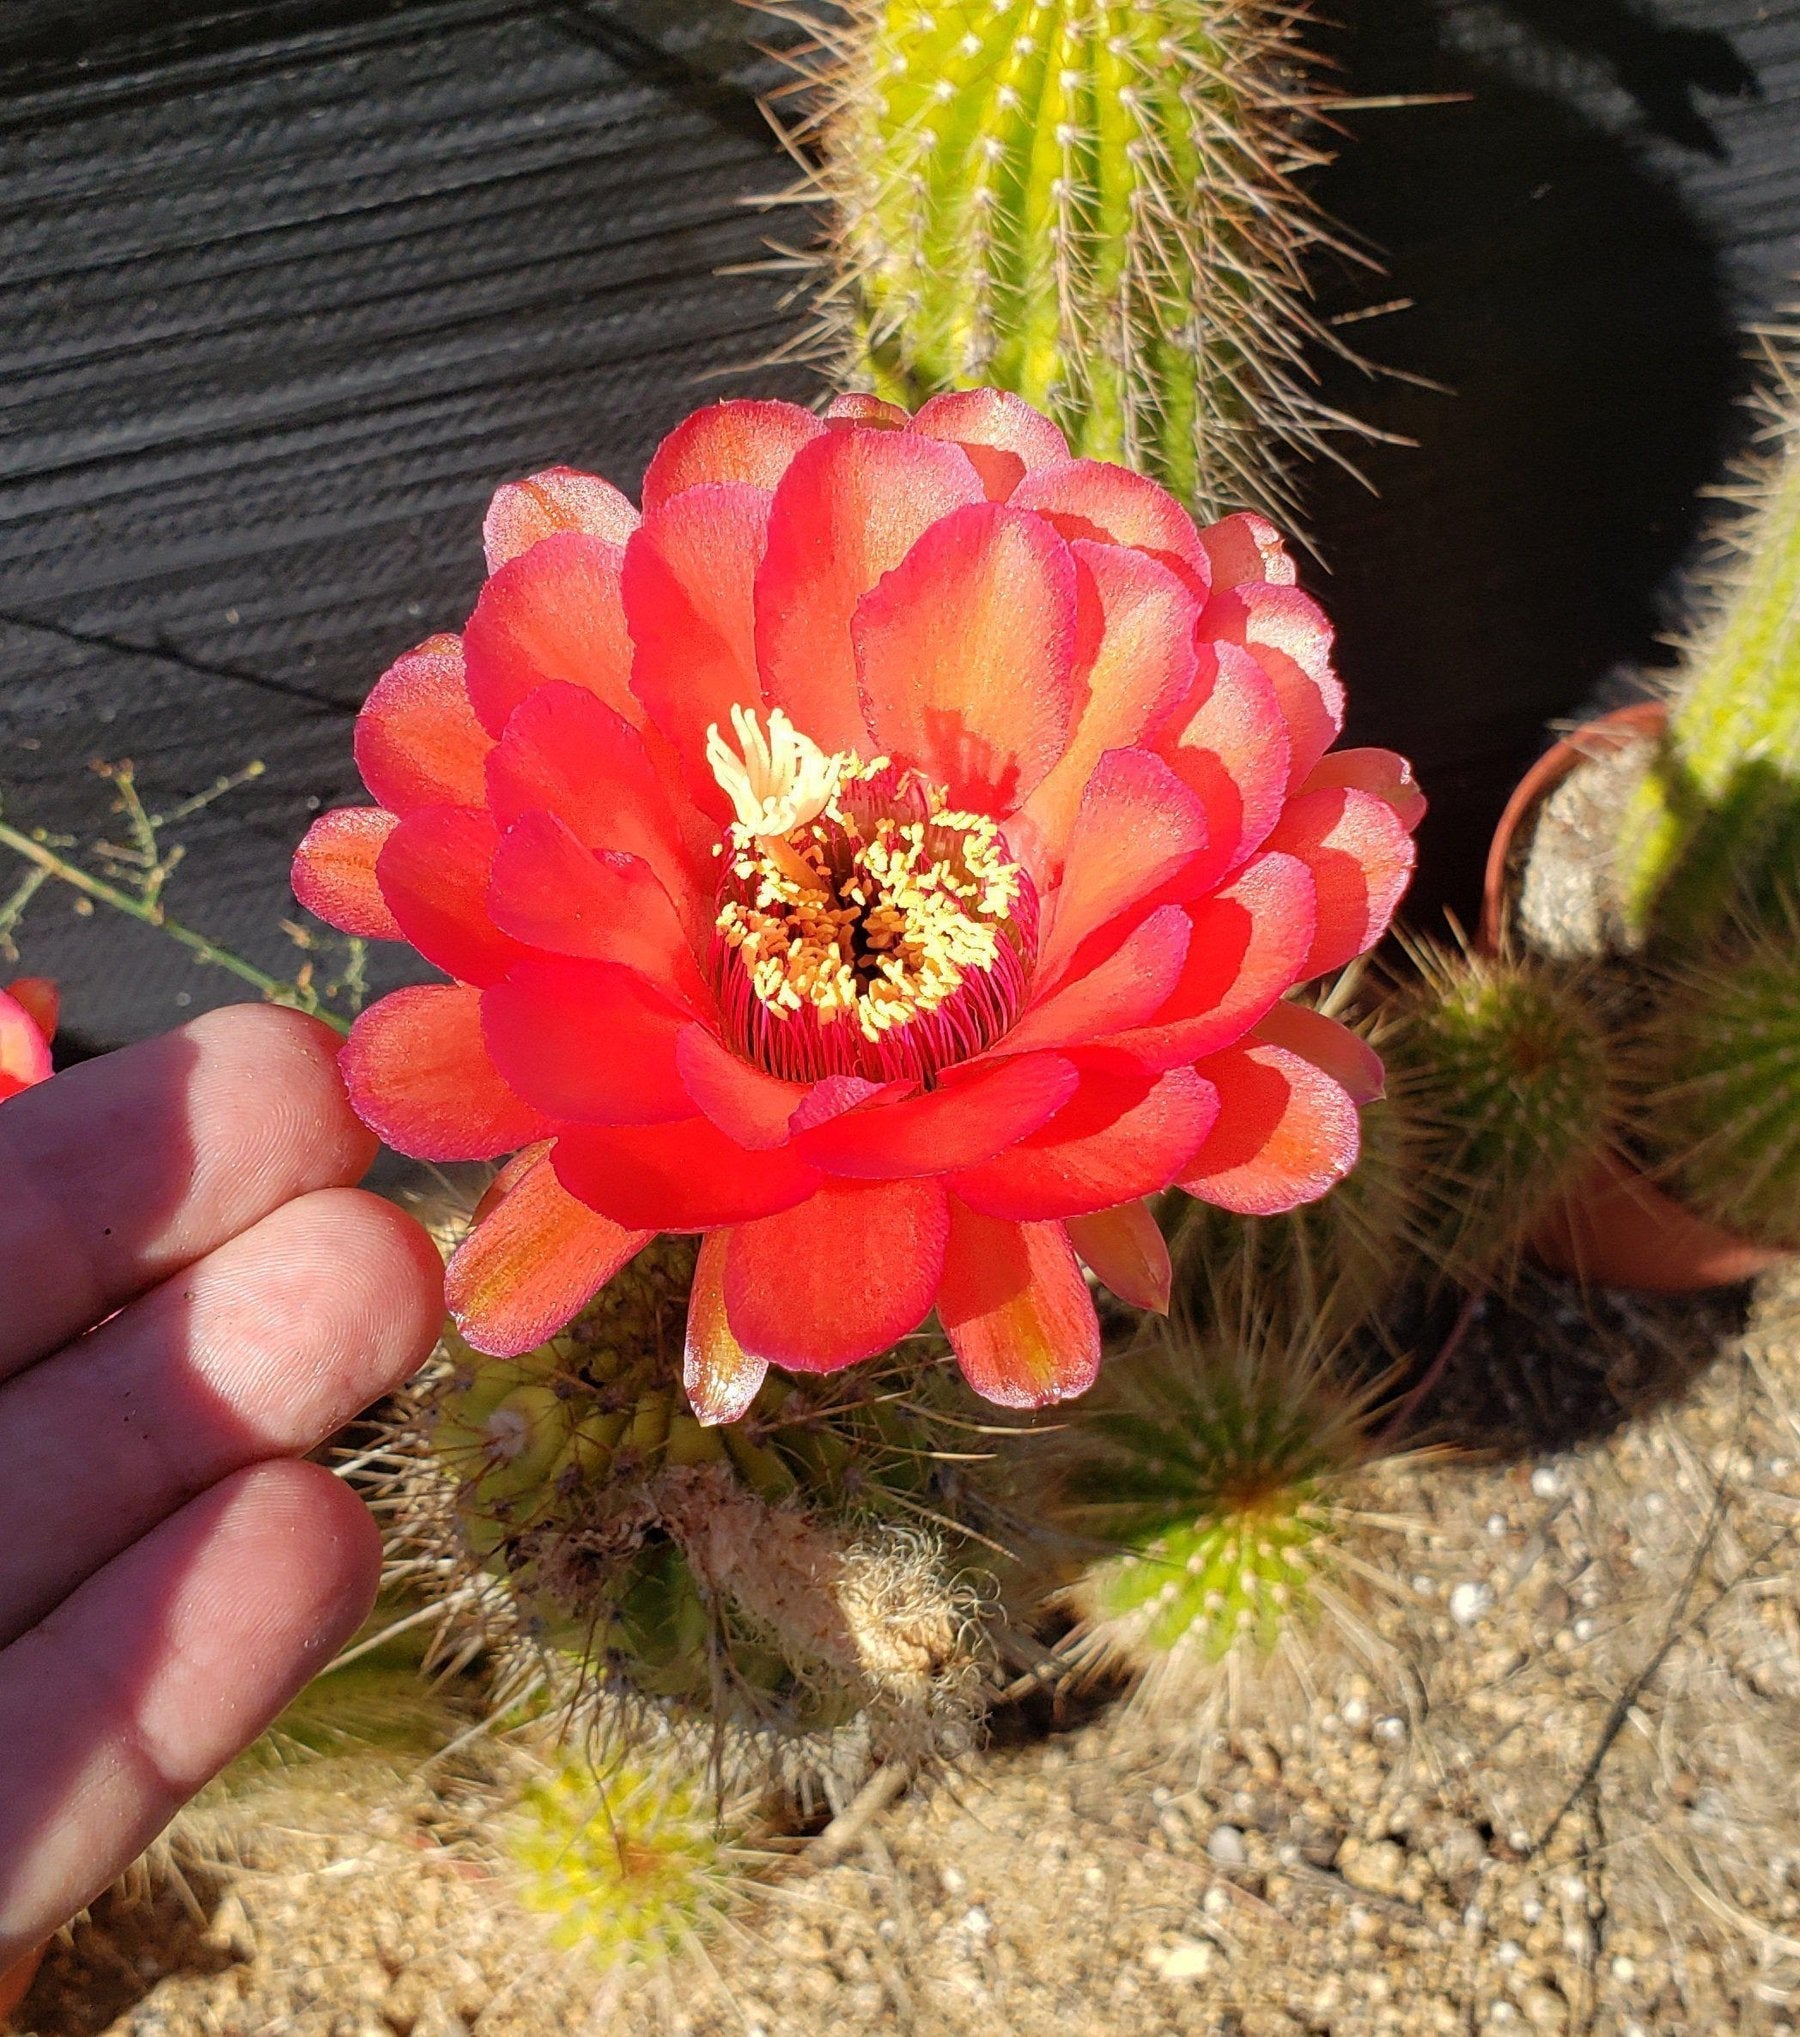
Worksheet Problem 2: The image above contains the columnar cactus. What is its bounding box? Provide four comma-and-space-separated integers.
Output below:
784, 0, 1347, 520
1615, 330, 1800, 947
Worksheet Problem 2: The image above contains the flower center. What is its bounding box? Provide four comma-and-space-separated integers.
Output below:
707, 708, 1037, 1085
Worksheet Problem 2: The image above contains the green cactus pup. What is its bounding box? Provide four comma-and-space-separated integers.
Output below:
1628, 901, 1800, 1251
507, 1750, 759, 1979
1052, 1314, 1385, 1713
1384, 941, 1617, 1289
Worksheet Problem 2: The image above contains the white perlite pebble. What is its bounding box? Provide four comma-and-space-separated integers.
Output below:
1154, 1938, 1216, 1981
1531, 1466, 1563, 1499
1207, 1824, 1248, 1868
1450, 1581, 1494, 1626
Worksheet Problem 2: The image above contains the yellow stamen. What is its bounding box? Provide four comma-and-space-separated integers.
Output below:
714, 743, 1025, 1046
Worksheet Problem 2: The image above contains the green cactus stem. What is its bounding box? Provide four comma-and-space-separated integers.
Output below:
386, 1235, 996, 1772
1629, 901, 1800, 1252
1615, 328, 1800, 946
778, 0, 1354, 521
1384, 941, 1617, 1289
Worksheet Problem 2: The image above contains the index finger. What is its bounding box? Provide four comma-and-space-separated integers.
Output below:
0, 1003, 378, 1380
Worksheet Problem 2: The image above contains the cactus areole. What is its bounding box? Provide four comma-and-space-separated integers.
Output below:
294, 391, 1422, 1411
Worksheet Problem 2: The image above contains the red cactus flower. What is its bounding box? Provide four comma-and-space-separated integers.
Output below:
294, 391, 1421, 1413
0, 977, 57, 1099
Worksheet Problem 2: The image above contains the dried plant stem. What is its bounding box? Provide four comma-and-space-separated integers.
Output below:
0, 815, 347, 1032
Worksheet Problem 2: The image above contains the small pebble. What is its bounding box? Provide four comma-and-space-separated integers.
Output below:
1207, 1825, 1248, 1868
1530, 1466, 1562, 1498
1450, 1581, 1493, 1627
1153, 1938, 1215, 1982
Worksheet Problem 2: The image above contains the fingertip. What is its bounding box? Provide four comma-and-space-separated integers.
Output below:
181, 1002, 379, 1181
263, 1458, 386, 1651
189, 1460, 385, 1718
310, 1185, 449, 1387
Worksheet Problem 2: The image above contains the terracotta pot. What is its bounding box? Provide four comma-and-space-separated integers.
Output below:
1481, 702, 1789, 1291
0, 1943, 44, 2025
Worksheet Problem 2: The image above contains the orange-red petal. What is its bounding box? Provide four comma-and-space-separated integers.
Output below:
949, 1057, 1218, 1220
485, 683, 701, 914
1010, 459, 1210, 595
723, 1177, 949, 1370
1178, 1040, 1360, 1215
552, 1115, 823, 1230
1037, 747, 1211, 984
1005, 903, 1192, 1053
682, 1230, 769, 1424
1105, 852, 1315, 1070
642, 399, 826, 509
483, 466, 639, 570
446, 1144, 650, 1358
1065, 1200, 1172, 1313
488, 811, 708, 1006
376, 805, 523, 985
1197, 510, 1297, 591
908, 388, 1070, 499
1253, 1001, 1385, 1104
623, 482, 770, 817
1262, 785, 1416, 979
482, 957, 692, 1124
462, 531, 638, 737
825, 392, 909, 428
341, 984, 550, 1161
1167, 639, 1292, 888
292, 808, 402, 939
674, 1024, 810, 1151
1301, 746, 1428, 833
1198, 582, 1343, 791
354, 635, 492, 815
1016, 541, 1202, 875
937, 1205, 1101, 1408
856, 501, 1077, 812
756, 426, 987, 756
793, 1051, 1078, 1179
4, 977, 57, 1043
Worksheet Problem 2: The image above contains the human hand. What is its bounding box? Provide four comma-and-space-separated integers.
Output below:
0, 1005, 443, 1968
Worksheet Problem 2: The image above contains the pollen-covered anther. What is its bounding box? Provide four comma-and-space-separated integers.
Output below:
708, 725, 1037, 1086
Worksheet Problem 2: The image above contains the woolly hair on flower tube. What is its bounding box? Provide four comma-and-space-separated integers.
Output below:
293, 390, 1423, 1413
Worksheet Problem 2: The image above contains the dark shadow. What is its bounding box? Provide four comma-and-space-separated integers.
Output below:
1384, 1270, 1747, 1458
1302, 0, 1756, 928
20, 1864, 238, 2037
